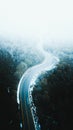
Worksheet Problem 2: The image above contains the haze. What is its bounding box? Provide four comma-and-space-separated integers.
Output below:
0, 0, 73, 48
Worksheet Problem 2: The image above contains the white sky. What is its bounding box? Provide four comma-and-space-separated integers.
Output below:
0, 0, 73, 46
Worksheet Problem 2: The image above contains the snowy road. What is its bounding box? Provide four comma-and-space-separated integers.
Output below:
17, 51, 59, 130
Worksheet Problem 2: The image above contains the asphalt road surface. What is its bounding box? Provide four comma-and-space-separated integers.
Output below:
17, 51, 59, 130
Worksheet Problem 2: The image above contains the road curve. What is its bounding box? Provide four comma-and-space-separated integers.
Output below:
17, 51, 59, 130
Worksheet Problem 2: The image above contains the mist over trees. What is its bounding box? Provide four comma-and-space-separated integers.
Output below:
0, 49, 17, 89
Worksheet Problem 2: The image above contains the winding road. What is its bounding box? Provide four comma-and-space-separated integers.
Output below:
17, 51, 59, 130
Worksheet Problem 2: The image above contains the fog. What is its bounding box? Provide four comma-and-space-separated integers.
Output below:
0, 0, 73, 49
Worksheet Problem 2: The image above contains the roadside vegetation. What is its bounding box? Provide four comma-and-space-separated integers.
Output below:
0, 48, 19, 130
32, 50, 73, 130
0, 40, 43, 130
